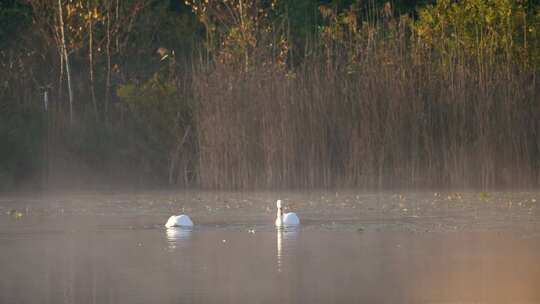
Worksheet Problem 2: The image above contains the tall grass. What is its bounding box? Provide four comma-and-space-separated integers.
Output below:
193, 9, 540, 189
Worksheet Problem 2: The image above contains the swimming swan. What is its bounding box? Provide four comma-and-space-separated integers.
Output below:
165, 214, 194, 228
275, 200, 300, 227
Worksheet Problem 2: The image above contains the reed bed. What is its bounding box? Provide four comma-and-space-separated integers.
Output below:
193, 17, 540, 189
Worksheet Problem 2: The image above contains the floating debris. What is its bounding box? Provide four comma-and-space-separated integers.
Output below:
8, 209, 23, 219
479, 192, 491, 200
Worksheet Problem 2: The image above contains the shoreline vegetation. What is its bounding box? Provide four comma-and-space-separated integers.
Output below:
1, 0, 539, 190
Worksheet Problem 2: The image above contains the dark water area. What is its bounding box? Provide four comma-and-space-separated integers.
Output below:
0, 191, 539, 303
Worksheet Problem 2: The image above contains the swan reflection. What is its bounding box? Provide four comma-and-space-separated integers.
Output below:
277, 227, 299, 273
166, 227, 192, 251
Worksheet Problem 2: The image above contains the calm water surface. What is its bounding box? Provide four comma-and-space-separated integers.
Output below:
0, 191, 539, 304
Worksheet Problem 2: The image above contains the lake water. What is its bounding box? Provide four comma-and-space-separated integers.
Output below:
0, 191, 539, 303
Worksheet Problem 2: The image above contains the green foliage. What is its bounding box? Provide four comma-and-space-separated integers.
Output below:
414, 0, 540, 66
185, 0, 286, 70
117, 73, 187, 155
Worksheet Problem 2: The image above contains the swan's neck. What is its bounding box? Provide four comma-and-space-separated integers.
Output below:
276, 207, 283, 224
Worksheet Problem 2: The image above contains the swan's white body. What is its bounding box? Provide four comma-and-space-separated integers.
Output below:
275, 200, 300, 227
165, 214, 194, 228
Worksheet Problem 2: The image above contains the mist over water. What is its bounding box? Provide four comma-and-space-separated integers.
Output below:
0, 191, 539, 303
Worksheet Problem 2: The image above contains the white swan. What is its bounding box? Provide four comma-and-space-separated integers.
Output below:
165, 214, 194, 228
275, 199, 300, 227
